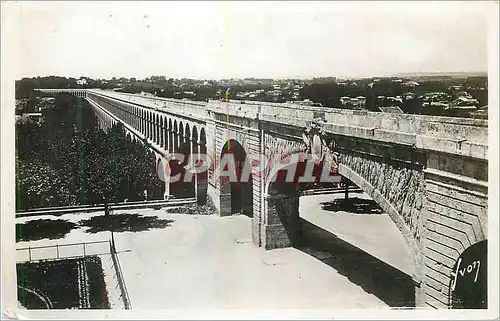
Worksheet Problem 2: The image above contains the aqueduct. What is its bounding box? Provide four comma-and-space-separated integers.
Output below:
36, 88, 488, 309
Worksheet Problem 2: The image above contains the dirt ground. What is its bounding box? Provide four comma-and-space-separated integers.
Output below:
15, 192, 415, 311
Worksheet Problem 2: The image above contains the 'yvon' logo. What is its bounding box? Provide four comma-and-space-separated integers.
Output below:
450, 257, 481, 292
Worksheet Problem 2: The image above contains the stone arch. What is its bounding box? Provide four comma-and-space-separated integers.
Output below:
219, 139, 253, 217
166, 144, 195, 200
155, 113, 160, 145
191, 124, 198, 140
135, 108, 139, 131
199, 127, 207, 146
198, 127, 208, 202
262, 145, 425, 306
144, 110, 148, 138
149, 111, 154, 140
185, 122, 191, 141
151, 113, 155, 142
179, 121, 186, 154
264, 157, 307, 196
160, 116, 165, 147
185, 123, 191, 151
179, 120, 184, 141
138, 108, 142, 132
142, 109, 146, 133
192, 126, 199, 147
162, 115, 168, 149
191, 126, 208, 205
132, 106, 136, 128
192, 126, 199, 164
154, 113, 158, 144
146, 111, 150, 139
173, 120, 179, 152
156, 114, 161, 145
152, 113, 157, 143
168, 118, 173, 153
336, 162, 424, 302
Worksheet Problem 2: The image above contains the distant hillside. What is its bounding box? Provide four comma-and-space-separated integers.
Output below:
393, 71, 487, 79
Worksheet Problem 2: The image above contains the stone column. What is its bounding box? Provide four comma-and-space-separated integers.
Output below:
262, 192, 301, 250
175, 128, 180, 153
190, 137, 198, 201
167, 128, 172, 153
156, 120, 160, 145
160, 123, 165, 148
195, 140, 209, 205
148, 116, 152, 140
141, 112, 145, 134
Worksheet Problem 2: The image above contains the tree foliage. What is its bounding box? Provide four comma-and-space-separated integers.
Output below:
16, 93, 163, 210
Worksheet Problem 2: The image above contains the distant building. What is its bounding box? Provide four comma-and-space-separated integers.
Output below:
77, 78, 87, 85
379, 106, 403, 113
340, 96, 350, 105
453, 91, 473, 99
450, 85, 464, 91
16, 112, 43, 124
386, 96, 403, 104
451, 96, 479, 107
356, 96, 366, 105
287, 99, 320, 107
403, 92, 416, 100
140, 91, 156, 97
340, 96, 366, 108
429, 101, 449, 108
403, 80, 420, 87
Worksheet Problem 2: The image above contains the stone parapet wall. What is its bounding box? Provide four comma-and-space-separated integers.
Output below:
422, 168, 487, 308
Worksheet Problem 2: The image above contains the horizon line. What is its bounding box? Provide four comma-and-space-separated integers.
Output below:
17, 70, 489, 82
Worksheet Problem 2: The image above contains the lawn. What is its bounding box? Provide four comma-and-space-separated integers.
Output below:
17, 256, 110, 309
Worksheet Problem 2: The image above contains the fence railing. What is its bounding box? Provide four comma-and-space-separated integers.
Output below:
109, 237, 132, 309
16, 197, 196, 218
300, 185, 363, 196
16, 240, 111, 263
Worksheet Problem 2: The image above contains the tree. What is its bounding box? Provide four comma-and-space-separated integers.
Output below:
16, 159, 74, 210
16, 93, 165, 209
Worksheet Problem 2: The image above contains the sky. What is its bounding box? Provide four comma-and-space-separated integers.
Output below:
12, 1, 495, 80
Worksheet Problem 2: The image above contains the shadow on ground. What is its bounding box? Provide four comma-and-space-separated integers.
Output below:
79, 213, 174, 234
163, 204, 214, 215
320, 197, 383, 215
16, 219, 77, 242
296, 219, 415, 308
